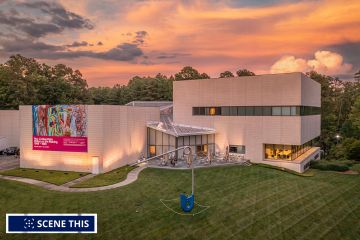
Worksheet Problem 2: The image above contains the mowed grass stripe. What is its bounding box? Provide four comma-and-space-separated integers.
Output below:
0, 165, 358, 240
255, 181, 359, 240
207, 180, 334, 240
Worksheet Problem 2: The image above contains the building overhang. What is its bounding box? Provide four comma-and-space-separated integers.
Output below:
147, 121, 216, 137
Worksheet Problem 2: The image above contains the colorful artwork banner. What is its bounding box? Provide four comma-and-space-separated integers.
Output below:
32, 105, 88, 152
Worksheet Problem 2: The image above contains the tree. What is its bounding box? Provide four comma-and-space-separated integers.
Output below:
343, 96, 360, 137
236, 69, 255, 77
174, 66, 210, 80
219, 71, 234, 78
0, 54, 90, 109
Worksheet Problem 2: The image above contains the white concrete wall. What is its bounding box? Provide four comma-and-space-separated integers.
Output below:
173, 72, 321, 164
0, 110, 20, 147
20, 105, 160, 173
101, 106, 160, 172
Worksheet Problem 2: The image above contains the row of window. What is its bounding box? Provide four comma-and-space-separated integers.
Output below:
192, 106, 321, 116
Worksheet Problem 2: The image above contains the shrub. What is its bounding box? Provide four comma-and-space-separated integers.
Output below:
310, 160, 350, 172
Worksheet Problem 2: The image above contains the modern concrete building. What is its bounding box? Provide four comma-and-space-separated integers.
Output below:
149, 72, 321, 172
0, 72, 321, 173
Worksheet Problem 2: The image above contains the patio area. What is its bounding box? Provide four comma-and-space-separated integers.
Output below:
147, 154, 251, 169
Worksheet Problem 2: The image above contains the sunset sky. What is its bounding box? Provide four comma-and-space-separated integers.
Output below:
0, 0, 359, 86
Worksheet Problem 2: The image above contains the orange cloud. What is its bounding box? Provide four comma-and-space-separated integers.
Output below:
26, 0, 360, 85
270, 50, 352, 75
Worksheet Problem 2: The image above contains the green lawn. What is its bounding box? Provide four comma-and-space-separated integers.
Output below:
0, 165, 359, 240
351, 163, 360, 173
71, 165, 137, 188
0, 168, 88, 185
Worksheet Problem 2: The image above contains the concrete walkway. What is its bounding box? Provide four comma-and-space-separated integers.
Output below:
0, 165, 147, 192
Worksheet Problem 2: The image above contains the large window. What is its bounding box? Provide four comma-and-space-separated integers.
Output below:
229, 145, 245, 154
193, 106, 320, 116
147, 127, 215, 159
264, 140, 313, 161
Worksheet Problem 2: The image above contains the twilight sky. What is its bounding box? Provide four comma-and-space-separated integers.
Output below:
0, 0, 359, 86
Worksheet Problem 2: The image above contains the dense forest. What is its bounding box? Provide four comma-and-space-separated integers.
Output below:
0, 55, 359, 161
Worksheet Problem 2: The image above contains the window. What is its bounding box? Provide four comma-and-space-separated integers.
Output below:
229, 145, 245, 154
282, 106, 291, 116
207, 107, 221, 115
149, 145, 156, 156
263, 106, 272, 116
192, 106, 320, 116
264, 140, 314, 161
272, 107, 282, 116
230, 106, 238, 116
238, 106, 246, 116
245, 106, 254, 116
254, 106, 263, 116
221, 106, 230, 116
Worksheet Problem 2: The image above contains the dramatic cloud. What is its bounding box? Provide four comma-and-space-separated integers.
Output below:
0, 1, 144, 63
66, 41, 89, 48
22, 1, 94, 32
0, 1, 93, 38
1, 38, 143, 61
132, 31, 148, 45
1, 0, 360, 86
270, 51, 352, 75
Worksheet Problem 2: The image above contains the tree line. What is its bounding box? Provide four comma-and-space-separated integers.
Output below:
0, 54, 359, 160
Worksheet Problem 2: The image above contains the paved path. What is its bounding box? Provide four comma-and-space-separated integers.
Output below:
61, 173, 96, 187
0, 165, 147, 192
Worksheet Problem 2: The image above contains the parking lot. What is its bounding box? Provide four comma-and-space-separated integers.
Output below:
0, 155, 19, 171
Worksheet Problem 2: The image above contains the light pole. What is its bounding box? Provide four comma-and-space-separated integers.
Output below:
335, 134, 340, 144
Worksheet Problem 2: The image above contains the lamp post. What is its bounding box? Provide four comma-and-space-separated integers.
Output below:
335, 134, 340, 144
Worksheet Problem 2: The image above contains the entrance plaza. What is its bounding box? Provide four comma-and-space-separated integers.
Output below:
0, 72, 321, 173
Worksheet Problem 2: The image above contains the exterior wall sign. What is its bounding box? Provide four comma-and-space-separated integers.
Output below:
32, 105, 87, 152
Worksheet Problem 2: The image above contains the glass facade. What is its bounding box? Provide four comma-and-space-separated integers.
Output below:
147, 128, 215, 159
264, 140, 313, 161
193, 106, 320, 116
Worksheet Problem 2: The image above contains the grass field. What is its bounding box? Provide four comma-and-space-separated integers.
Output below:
0, 168, 88, 185
0, 165, 359, 240
71, 165, 137, 188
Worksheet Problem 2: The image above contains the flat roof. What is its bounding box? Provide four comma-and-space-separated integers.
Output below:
125, 101, 173, 109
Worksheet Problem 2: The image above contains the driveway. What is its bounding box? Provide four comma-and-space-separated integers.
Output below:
0, 156, 19, 171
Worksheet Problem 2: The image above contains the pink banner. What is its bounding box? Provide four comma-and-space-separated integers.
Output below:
33, 136, 88, 152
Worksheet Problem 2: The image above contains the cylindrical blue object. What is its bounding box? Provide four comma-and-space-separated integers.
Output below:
180, 194, 194, 212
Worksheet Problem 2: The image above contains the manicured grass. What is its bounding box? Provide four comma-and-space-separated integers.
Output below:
0, 165, 359, 240
71, 165, 137, 188
255, 163, 315, 176
0, 168, 88, 185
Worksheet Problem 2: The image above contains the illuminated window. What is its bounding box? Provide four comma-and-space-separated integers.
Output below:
149, 145, 156, 156
209, 107, 216, 115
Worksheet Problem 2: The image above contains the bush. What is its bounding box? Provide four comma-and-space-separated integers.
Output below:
311, 160, 350, 172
